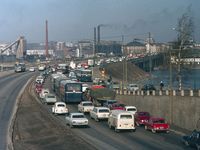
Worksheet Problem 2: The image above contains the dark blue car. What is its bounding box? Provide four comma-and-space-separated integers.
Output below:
182, 130, 200, 150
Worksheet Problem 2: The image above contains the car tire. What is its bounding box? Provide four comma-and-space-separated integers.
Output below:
166, 130, 169, 134
108, 122, 112, 129
151, 129, 156, 133
145, 126, 148, 130
95, 117, 99, 122
136, 122, 140, 127
184, 141, 189, 146
115, 127, 119, 133
196, 144, 200, 150
70, 124, 73, 128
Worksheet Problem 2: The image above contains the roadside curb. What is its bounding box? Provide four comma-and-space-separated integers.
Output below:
7, 77, 33, 150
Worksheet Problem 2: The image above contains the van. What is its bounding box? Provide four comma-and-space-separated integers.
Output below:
108, 110, 136, 132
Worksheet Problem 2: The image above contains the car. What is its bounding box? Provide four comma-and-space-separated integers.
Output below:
182, 130, 200, 150
65, 113, 88, 128
39, 88, 50, 99
108, 110, 136, 132
124, 106, 137, 115
103, 99, 117, 108
111, 81, 120, 90
126, 84, 139, 91
44, 93, 57, 104
78, 101, 94, 113
109, 103, 126, 110
135, 111, 150, 126
144, 117, 170, 133
29, 67, 35, 72
90, 107, 110, 121
141, 84, 156, 93
52, 102, 68, 114
35, 83, 43, 94
35, 75, 44, 84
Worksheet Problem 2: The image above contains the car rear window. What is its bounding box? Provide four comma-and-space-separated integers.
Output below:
83, 103, 92, 106
47, 95, 55, 98
120, 115, 132, 119
127, 108, 136, 111
57, 104, 65, 107
153, 119, 165, 124
99, 109, 109, 113
73, 115, 84, 118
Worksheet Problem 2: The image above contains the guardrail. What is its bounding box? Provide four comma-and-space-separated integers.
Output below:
115, 89, 200, 97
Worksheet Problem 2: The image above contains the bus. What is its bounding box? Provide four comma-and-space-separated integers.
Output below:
59, 80, 82, 103
75, 69, 92, 82
15, 63, 26, 72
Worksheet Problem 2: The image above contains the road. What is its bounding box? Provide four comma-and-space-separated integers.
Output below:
36, 77, 192, 150
0, 71, 34, 150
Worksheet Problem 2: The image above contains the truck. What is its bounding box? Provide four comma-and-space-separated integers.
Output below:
15, 63, 26, 72
84, 85, 116, 107
88, 59, 94, 67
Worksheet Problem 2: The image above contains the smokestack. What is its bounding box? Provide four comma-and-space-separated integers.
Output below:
45, 20, 49, 58
97, 25, 100, 43
94, 27, 96, 45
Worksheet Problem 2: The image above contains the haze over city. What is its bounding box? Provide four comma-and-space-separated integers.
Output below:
0, 0, 200, 43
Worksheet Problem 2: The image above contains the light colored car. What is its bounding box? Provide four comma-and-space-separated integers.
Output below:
66, 113, 88, 128
39, 89, 50, 99
78, 101, 94, 113
52, 102, 68, 114
90, 107, 110, 121
44, 93, 57, 104
29, 67, 35, 72
124, 106, 137, 115
35, 76, 44, 84
126, 84, 139, 91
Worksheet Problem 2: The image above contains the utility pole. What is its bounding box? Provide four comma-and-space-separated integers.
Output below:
45, 20, 49, 60
122, 35, 125, 91
148, 32, 152, 77
178, 40, 183, 90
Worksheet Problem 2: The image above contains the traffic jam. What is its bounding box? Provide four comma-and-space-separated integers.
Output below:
33, 61, 199, 150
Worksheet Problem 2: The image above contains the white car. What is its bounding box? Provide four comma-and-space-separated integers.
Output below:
124, 106, 137, 115
52, 102, 68, 114
44, 93, 57, 104
66, 113, 88, 128
29, 67, 35, 72
126, 84, 139, 91
35, 76, 44, 84
90, 107, 110, 121
78, 101, 94, 113
39, 89, 50, 99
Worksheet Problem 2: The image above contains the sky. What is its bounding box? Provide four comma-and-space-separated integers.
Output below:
0, 0, 200, 43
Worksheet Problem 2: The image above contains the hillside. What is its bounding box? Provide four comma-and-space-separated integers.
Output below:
103, 61, 149, 83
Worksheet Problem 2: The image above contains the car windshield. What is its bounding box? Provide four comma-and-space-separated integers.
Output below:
153, 119, 165, 124
72, 115, 84, 118
99, 109, 109, 113
83, 103, 92, 106
120, 115, 132, 119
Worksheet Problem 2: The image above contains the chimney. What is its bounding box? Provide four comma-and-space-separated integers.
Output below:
97, 25, 100, 43
94, 27, 96, 45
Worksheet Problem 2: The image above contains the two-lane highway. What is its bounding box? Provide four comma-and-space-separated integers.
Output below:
0, 72, 34, 150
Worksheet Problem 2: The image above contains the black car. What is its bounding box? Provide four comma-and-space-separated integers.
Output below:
141, 84, 156, 92
182, 130, 200, 150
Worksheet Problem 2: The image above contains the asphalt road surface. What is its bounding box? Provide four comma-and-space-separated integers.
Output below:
36, 77, 193, 150
0, 72, 34, 150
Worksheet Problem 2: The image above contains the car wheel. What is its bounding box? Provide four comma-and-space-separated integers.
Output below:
70, 124, 73, 128
131, 129, 136, 132
95, 117, 99, 122
184, 141, 189, 146
115, 127, 119, 133
196, 144, 200, 150
145, 126, 148, 130
151, 129, 156, 133
166, 130, 169, 134
136, 122, 140, 127
108, 122, 112, 129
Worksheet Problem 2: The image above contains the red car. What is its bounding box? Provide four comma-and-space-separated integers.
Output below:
135, 112, 150, 126
109, 103, 125, 110
144, 117, 170, 133
35, 84, 43, 94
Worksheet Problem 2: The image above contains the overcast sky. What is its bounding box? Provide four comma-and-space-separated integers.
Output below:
0, 0, 200, 43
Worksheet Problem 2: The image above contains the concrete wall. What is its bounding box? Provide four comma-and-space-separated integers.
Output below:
116, 94, 200, 131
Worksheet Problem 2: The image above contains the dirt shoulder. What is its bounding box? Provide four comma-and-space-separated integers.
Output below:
12, 80, 95, 150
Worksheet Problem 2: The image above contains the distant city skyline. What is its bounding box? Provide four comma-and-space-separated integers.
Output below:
0, 0, 200, 43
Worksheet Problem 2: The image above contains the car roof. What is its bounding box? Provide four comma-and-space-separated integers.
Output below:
150, 117, 165, 120
82, 101, 92, 103
70, 112, 84, 115
55, 102, 65, 105
125, 106, 136, 108
95, 107, 110, 110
